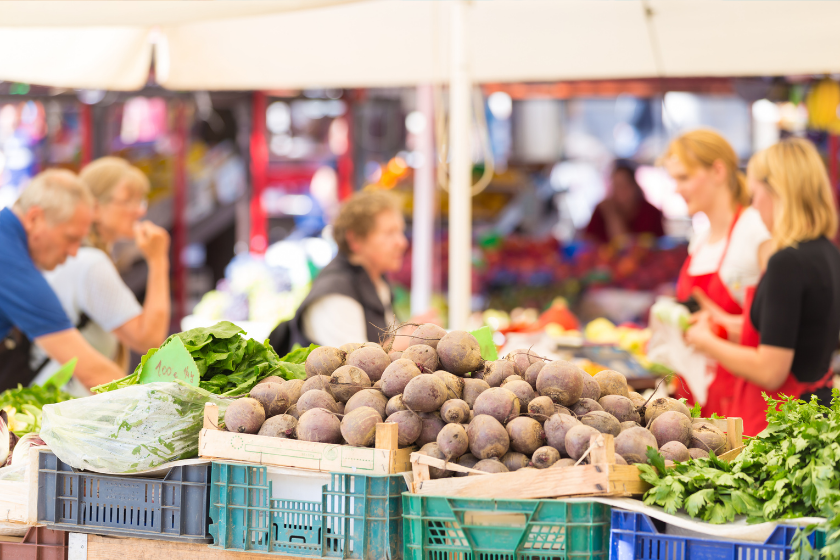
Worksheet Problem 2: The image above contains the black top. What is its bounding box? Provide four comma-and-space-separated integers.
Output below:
269, 253, 392, 355
751, 236, 840, 383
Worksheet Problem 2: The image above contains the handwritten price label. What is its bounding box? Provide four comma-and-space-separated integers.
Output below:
139, 336, 201, 386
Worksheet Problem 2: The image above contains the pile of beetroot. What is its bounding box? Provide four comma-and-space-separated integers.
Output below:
222, 325, 728, 476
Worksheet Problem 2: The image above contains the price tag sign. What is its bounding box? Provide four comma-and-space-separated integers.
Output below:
139, 336, 200, 386
469, 326, 498, 361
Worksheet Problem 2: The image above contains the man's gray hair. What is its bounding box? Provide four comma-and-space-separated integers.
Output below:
13, 169, 94, 224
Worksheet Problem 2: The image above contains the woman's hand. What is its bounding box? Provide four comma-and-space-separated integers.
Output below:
685, 311, 715, 352
691, 287, 743, 341
134, 221, 170, 265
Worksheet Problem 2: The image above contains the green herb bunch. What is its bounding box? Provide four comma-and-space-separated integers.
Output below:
638, 390, 840, 559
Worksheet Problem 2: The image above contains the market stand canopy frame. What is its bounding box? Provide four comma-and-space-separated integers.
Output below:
2, 0, 840, 91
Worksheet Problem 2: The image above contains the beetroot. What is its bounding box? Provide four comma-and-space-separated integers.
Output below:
385, 394, 407, 416
593, 370, 630, 398
330, 365, 371, 403
524, 362, 544, 389
380, 359, 422, 398
550, 458, 577, 469
433, 370, 464, 400
305, 347, 346, 378
688, 448, 714, 460
440, 399, 470, 424
505, 416, 545, 456
483, 360, 518, 387
660, 441, 690, 462
402, 344, 439, 373
257, 414, 297, 438
467, 415, 510, 459
385, 410, 422, 446
249, 382, 289, 417
408, 323, 447, 349
615, 427, 658, 464
345, 389, 388, 419
297, 408, 342, 443
437, 423, 469, 460
347, 346, 391, 382
536, 361, 585, 406
620, 421, 640, 432
502, 379, 536, 410
455, 453, 479, 476
225, 398, 266, 434
581, 374, 601, 401
340, 406, 382, 447
416, 412, 446, 447
257, 375, 285, 386
437, 331, 483, 374
599, 395, 641, 423
389, 351, 403, 362
470, 458, 509, 475
528, 396, 555, 424
473, 387, 520, 425
279, 379, 305, 406
286, 404, 299, 419
296, 390, 338, 416
403, 374, 448, 412
506, 349, 544, 377
564, 425, 600, 461
462, 378, 490, 408
645, 398, 691, 424
501, 452, 530, 471
544, 413, 581, 457
571, 398, 603, 417
580, 411, 621, 437
531, 446, 561, 469
501, 375, 526, 386
555, 405, 573, 416
650, 411, 692, 447
418, 443, 452, 479
301, 375, 333, 396
689, 422, 727, 454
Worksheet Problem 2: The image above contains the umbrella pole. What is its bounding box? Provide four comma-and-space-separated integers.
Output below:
411, 84, 436, 318
448, 0, 472, 330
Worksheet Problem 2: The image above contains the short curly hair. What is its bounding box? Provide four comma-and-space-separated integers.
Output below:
332, 190, 401, 255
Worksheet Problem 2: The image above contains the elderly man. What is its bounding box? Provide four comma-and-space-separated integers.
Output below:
0, 169, 125, 390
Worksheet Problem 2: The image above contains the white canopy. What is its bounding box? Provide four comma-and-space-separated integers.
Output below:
2, 1, 840, 91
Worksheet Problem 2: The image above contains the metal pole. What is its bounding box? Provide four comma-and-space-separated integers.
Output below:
448, 1, 472, 330
411, 84, 436, 317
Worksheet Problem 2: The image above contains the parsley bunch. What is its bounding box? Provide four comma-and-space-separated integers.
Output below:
638, 390, 840, 559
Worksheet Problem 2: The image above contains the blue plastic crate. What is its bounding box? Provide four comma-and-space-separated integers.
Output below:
403, 494, 611, 560
610, 510, 825, 560
210, 462, 406, 559
37, 450, 212, 543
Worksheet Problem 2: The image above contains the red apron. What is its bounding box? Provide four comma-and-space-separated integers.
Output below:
732, 285, 833, 436
673, 207, 743, 418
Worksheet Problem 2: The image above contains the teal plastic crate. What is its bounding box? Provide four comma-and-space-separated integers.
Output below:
403, 494, 611, 560
210, 462, 406, 559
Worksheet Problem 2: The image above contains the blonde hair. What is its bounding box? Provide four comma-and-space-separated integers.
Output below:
660, 129, 750, 207
79, 157, 150, 252
332, 190, 401, 255
747, 137, 838, 250
14, 169, 93, 224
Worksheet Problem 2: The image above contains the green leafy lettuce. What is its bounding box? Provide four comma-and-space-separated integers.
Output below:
638, 390, 840, 560
92, 321, 316, 396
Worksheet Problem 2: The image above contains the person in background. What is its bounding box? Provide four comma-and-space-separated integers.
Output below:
662, 129, 771, 418
0, 169, 125, 391
687, 138, 840, 435
270, 190, 435, 353
31, 157, 171, 395
584, 159, 665, 244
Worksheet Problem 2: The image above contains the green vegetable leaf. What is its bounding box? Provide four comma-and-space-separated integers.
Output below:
647, 447, 668, 475
689, 401, 702, 418
685, 488, 715, 517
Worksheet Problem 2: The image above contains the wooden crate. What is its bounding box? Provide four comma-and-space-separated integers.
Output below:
199, 403, 414, 474
0, 447, 43, 526
410, 417, 743, 499
79, 533, 309, 560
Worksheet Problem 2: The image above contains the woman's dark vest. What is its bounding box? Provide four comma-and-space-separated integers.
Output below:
269, 253, 391, 355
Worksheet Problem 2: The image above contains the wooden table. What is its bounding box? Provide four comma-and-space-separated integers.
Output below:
76, 534, 310, 560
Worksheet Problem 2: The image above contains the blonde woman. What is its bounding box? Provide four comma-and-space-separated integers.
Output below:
31, 157, 170, 394
686, 138, 840, 435
662, 129, 771, 417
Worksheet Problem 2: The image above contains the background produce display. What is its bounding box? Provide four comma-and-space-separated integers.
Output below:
221, 325, 724, 474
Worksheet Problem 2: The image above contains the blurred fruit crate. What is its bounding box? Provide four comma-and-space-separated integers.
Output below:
0, 525, 67, 560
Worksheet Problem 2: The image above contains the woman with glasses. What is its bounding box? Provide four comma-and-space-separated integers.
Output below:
31, 157, 170, 394
686, 138, 840, 435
